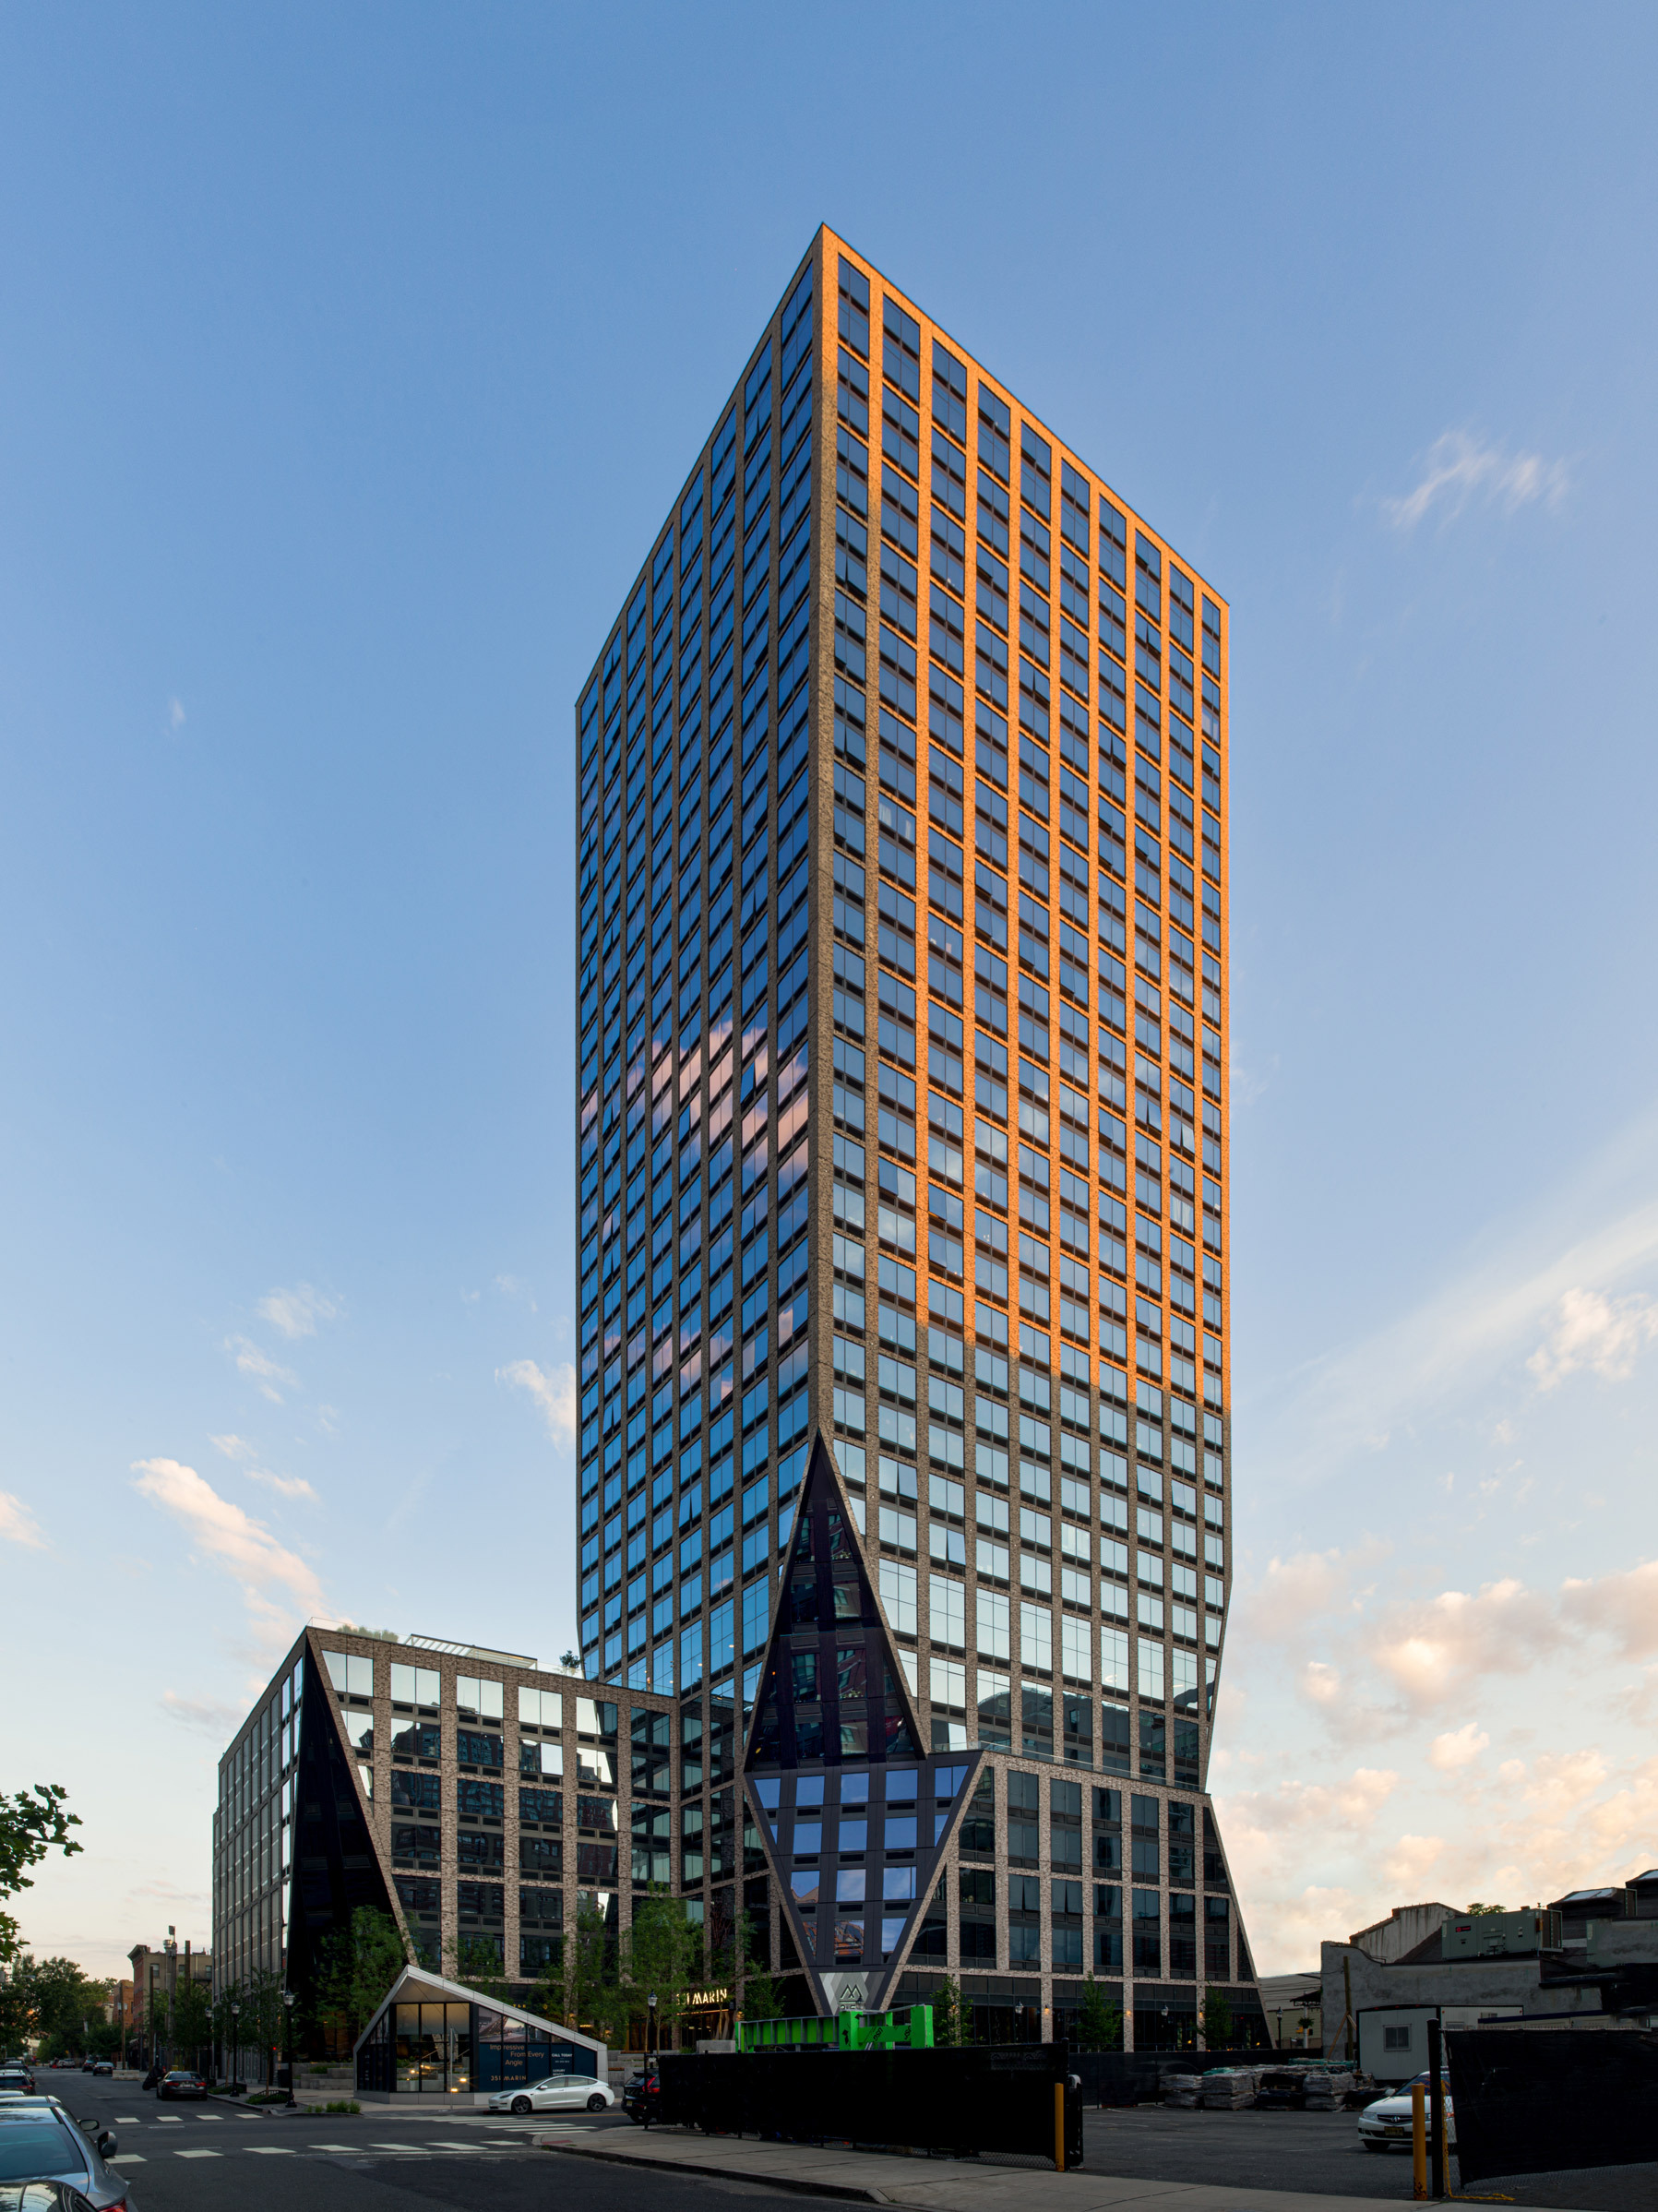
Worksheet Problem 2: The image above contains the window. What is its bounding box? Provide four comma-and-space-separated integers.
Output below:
838, 257, 869, 358
882, 298, 921, 401
1384, 2025, 1413, 2052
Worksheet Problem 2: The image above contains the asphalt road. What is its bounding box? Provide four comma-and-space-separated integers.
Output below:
1082, 2105, 1658, 2210
45, 2072, 802, 2212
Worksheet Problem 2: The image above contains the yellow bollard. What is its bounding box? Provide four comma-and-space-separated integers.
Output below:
1055, 2080, 1067, 2171
1412, 2082, 1427, 2201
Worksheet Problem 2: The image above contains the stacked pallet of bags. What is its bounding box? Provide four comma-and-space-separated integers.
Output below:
1200, 2068, 1259, 2109
1162, 2071, 1205, 2108
1300, 2068, 1354, 2111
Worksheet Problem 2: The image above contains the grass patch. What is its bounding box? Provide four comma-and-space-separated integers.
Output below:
324, 2100, 361, 2114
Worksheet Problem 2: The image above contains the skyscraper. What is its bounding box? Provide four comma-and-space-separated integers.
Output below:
573, 226, 1260, 2047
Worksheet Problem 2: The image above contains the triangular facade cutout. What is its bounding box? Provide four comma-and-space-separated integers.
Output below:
741, 1428, 983, 2014
744, 1429, 924, 1775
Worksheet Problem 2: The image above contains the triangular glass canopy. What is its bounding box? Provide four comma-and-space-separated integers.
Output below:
742, 1429, 983, 2014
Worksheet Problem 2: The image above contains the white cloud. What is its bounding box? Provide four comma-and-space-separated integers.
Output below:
226, 1337, 297, 1402
168, 697, 185, 731
210, 1433, 257, 1462
256, 1283, 340, 1340
1383, 1834, 1446, 1888
1560, 1560, 1658, 1658
1383, 429, 1569, 531
1529, 1286, 1658, 1390
1369, 1578, 1563, 1709
245, 1469, 318, 1502
131, 1456, 323, 1620
0, 1491, 47, 1550
1302, 1661, 1342, 1706
497, 1357, 578, 1452
1428, 1722, 1490, 1772
160, 1689, 242, 1735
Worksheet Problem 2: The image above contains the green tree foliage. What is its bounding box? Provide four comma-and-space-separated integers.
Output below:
930, 1976, 962, 2048
0, 1788, 82, 1966
172, 1977, 213, 2070
146, 1982, 172, 2065
318, 1908, 408, 2042
728, 1908, 783, 2025
568, 1891, 707, 2046
571, 1895, 624, 2044
9, 1956, 108, 2058
1201, 1988, 1235, 2048
1077, 1977, 1123, 2051
455, 1938, 511, 2005
211, 1980, 245, 2080
1465, 1901, 1505, 1917
245, 1967, 283, 2085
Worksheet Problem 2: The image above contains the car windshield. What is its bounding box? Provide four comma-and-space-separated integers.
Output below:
0, 2122, 82, 2182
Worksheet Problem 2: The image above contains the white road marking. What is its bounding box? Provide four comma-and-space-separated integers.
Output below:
308, 2143, 360, 2151
108, 2155, 146, 2165
245, 2146, 293, 2154
114, 2116, 139, 2122
156, 2115, 183, 2124
175, 2147, 221, 2158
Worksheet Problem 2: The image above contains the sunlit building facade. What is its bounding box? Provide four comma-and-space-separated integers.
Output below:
572, 226, 1261, 2047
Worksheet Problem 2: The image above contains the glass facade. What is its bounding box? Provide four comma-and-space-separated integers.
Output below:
570, 227, 1258, 2045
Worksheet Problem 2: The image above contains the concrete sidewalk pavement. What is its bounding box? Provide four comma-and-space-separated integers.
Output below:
537, 2124, 1577, 2210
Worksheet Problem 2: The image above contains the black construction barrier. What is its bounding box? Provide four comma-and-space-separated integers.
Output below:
1447, 2028, 1658, 2184
654, 2042, 1085, 2168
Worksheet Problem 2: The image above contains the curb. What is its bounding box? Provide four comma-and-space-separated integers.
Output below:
540, 2136, 890, 2204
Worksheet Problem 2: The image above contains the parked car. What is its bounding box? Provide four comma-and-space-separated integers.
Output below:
0, 2101, 129, 2209
157, 2070, 208, 2102
621, 2072, 662, 2124
485, 2072, 614, 2116
1357, 2073, 1456, 2153
91, 2063, 113, 2079
0, 2069, 35, 2096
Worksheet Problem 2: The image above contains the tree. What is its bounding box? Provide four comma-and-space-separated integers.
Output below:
245, 1967, 283, 2086
455, 1937, 511, 2005
210, 1981, 241, 2081
1465, 1902, 1505, 1917
728, 1909, 783, 2026
1078, 1978, 1123, 2051
147, 1983, 172, 2069
571, 1895, 625, 2044
0, 1788, 81, 1967
623, 1893, 704, 2049
318, 1908, 407, 2044
172, 1977, 212, 2074
1201, 1988, 1235, 2049
930, 1976, 962, 2048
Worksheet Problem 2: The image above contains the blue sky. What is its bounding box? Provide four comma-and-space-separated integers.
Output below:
4, 4, 1655, 1977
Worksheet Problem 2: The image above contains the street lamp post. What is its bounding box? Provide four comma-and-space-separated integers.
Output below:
648, 1993, 658, 2071
230, 2003, 241, 2095
282, 1991, 296, 2108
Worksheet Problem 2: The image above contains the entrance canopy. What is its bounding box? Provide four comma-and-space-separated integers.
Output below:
355, 1964, 608, 2095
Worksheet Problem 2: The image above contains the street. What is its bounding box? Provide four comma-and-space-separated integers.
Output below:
54, 2071, 803, 2212
46, 2070, 1658, 2212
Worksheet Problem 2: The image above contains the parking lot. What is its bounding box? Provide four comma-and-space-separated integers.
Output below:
1082, 2103, 1658, 2210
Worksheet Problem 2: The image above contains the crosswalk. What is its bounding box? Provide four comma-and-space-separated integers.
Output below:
107, 2126, 549, 2167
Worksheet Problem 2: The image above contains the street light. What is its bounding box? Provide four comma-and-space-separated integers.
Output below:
282, 1991, 296, 2109
230, 2003, 241, 2095
648, 1993, 658, 2072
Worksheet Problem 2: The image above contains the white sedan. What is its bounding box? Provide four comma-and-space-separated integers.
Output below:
487, 2073, 614, 2116
1357, 2073, 1456, 2152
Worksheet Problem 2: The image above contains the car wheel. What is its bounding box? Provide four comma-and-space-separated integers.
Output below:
510, 2096, 532, 2115
587, 2092, 607, 2112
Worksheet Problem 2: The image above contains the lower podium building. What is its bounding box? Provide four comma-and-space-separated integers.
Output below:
217, 1585, 1262, 2051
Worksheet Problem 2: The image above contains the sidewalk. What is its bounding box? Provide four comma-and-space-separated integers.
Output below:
538, 2126, 1578, 2210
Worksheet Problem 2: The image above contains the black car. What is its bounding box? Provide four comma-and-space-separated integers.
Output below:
621, 2071, 662, 2124
158, 2068, 208, 2101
